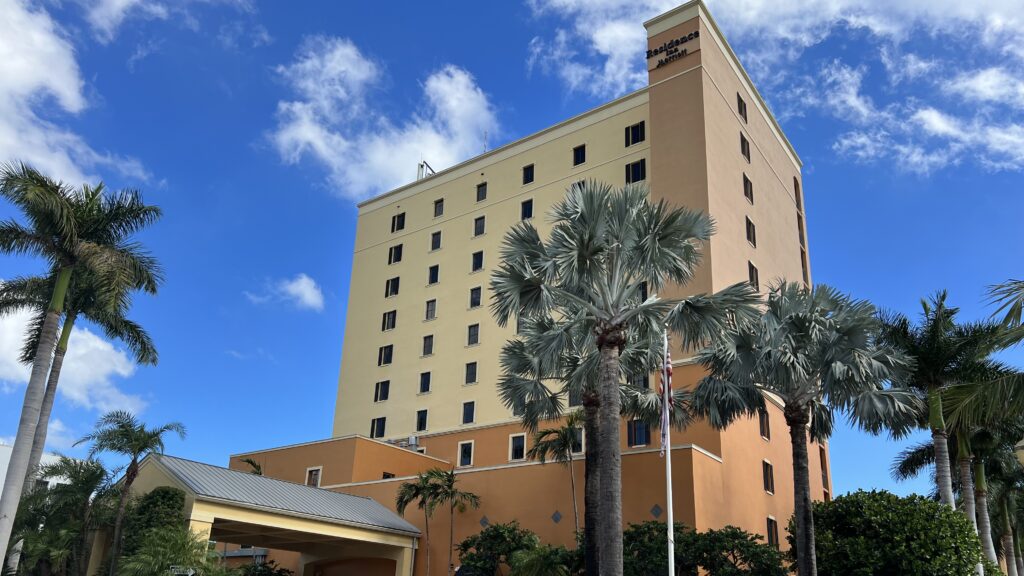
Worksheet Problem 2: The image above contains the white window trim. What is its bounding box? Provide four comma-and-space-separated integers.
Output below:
457, 440, 475, 468
374, 381, 389, 403
572, 428, 586, 455
305, 465, 323, 488
763, 459, 774, 495
509, 433, 527, 462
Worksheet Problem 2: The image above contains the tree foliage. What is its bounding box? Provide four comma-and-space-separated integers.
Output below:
457, 521, 539, 575
796, 490, 983, 576
623, 521, 784, 576
117, 524, 232, 576
122, 486, 185, 555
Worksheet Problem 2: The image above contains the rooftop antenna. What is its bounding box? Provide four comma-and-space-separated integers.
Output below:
416, 159, 436, 181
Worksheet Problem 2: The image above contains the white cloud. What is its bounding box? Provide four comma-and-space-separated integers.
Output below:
879, 48, 937, 85
0, 309, 145, 414
945, 67, 1024, 108
86, 0, 169, 43
217, 20, 273, 50
44, 419, 75, 451
0, 0, 148, 184
245, 273, 325, 312
271, 36, 499, 200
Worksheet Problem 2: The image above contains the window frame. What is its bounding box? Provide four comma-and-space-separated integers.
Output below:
388, 244, 403, 265
522, 164, 535, 185
476, 182, 488, 202
465, 361, 478, 385
627, 419, 650, 447
467, 323, 480, 346
419, 371, 431, 394
425, 299, 437, 321
384, 277, 400, 298
462, 401, 476, 425
741, 133, 751, 162
458, 440, 475, 467
305, 466, 323, 487
763, 460, 775, 494
430, 231, 442, 251
625, 121, 646, 147
428, 264, 440, 285
767, 517, 780, 549
743, 173, 754, 204
373, 380, 390, 402
572, 144, 586, 167
758, 407, 771, 440
422, 335, 434, 356
521, 198, 534, 220
369, 417, 386, 439
471, 250, 484, 272
509, 433, 527, 462
469, 286, 482, 309
377, 344, 393, 366
390, 213, 405, 233
433, 198, 444, 218
748, 261, 760, 291
416, 409, 428, 432
625, 158, 647, 184
473, 216, 486, 237
381, 310, 397, 331
746, 217, 757, 247
737, 93, 748, 122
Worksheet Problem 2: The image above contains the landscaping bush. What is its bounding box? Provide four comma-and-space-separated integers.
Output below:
122, 486, 186, 555
457, 521, 539, 575
793, 489, 983, 576
623, 521, 783, 576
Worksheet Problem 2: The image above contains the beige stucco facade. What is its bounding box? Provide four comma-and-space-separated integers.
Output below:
218, 2, 828, 575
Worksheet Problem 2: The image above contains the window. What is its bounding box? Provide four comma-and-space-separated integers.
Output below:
428, 264, 439, 285
469, 287, 482, 308
629, 374, 650, 389
462, 401, 476, 424
801, 248, 810, 285
794, 177, 803, 211
382, 472, 395, 479
434, 198, 444, 217
458, 441, 474, 467
390, 213, 405, 233
522, 164, 535, 185
763, 460, 775, 493
625, 159, 647, 184
381, 310, 397, 331
388, 244, 403, 265
798, 213, 806, 247
766, 518, 779, 549
568, 388, 582, 407
476, 182, 488, 202
419, 372, 431, 393
740, 133, 751, 162
305, 467, 321, 487
746, 217, 757, 247
521, 199, 534, 220
625, 121, 646, 147
430, 231, 442, 251
377, 345, 393, 366
422, 335, 434, 356
425, 299, 437, 320
510, 434, 526, 461
627, 420, 650, 447
758, 408, 771, 440
737, 93, 748, 122
573, 144, 586, 166
374, 380, 390, 402
416, 409, 428, 432
467, 324, 480, 346
748, 262, 759, 291
471, 251, 484, 272
571, 428, 584, 453
820, 446, 830, 489
743, 174, 754, 204
639, 281, 648, 301
370, 417, 386, 439
465, 361, 478, 384
384, 277, 400, 297
473, 216, 486, 237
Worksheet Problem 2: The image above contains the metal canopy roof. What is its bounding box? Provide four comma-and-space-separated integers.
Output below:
151, 454, 420, 536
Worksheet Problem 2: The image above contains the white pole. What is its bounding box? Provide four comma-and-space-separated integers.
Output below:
664, 329, 675, 576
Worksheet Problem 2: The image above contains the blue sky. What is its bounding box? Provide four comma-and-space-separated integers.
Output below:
0, 0, 1021, 499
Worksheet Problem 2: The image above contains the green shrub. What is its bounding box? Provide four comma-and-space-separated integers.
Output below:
119, 523, 234, 576
123, 486, 186, 555
457, 521, 539, 575
623, 521, 784, 576
794, 489, 983, 576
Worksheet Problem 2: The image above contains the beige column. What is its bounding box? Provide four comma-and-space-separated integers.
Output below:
189, 518, 213, 542
392, 545, 415, 576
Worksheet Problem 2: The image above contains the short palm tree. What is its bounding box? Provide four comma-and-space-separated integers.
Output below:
527, 412, 584, 535
490, 180, 759, 575
424, 468, 479, 576
695, 282, 920, 576
396, 472, 439, 576
879, 292, 1005, 509
76, 411, 185, 576
0, 165, 160, 561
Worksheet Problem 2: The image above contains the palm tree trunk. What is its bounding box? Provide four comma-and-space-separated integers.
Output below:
976, 460, 999, 564
1015, 527, 1023, 576
583, 391, 600, 576
596, 339, 624, 576
23, 314, 76, 492
423, 508, 431, 576
929, 392, 956, 508
786, 408, 817, 576
446, 502, 454, 573
0, 266, 72, 561
108, 459, 138, 576
1004, 502, 1019, 576
569, 457, 580, 536
958, 436, 978, 532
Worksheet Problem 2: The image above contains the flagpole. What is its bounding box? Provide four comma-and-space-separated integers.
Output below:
663, 327, 675, 576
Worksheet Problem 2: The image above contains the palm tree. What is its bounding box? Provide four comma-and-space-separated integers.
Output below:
527, 412, 585, 534
396, 472, 439, 576
490, 180, 759, 575
424, 468, 479, 576
76, 411, 185, 576
987, 453, 1024, 576
695, 282, 920, 576
510, 545, 570, 576
0, 165, 160, 561
990, 279, 1024, 346
240, 458, 264, 476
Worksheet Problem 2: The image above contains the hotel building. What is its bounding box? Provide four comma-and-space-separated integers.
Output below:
119, 3, 830, 575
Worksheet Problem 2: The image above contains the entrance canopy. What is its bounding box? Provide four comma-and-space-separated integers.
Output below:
133, 454, 419, 576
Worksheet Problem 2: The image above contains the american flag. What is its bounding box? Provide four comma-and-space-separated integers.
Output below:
659, 344, 673, 457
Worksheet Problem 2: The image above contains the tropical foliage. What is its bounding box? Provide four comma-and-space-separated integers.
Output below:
117, 524, 232, 576
456, 521, 538, 575
622, 521, 785, 576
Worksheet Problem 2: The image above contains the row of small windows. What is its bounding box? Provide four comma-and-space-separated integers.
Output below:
383, 253, 484, 298
370, 401, 476, 439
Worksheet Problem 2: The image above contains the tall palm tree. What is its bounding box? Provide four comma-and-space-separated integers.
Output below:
527, 412, 584, 535
490, 180, 759, 575
990, 279, 1024, 346
76, 411, 185, 576
1, 269, 158, 492
396, 472, 439, 576
425, 468, 479, 576
988, 454, 1024, 576
694, 282, 920, 576
0, 165, 160, 561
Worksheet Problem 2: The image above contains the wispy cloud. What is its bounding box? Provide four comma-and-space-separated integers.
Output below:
245, 273, 325, 312
270, 36, 499, 200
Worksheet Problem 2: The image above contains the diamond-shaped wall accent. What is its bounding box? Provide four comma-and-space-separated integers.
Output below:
650, 504, 663, 519
551, 511, 563, 524
480, 516, 490, 527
